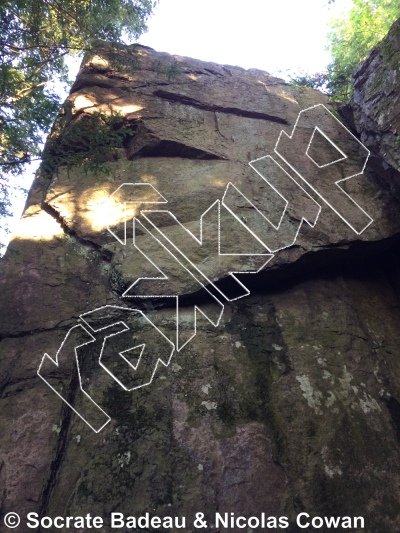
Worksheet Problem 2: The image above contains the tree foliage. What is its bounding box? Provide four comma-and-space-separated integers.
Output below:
0, 0, 155, 175
326, 0, 400, 100
289, 0, 400, 101
0, 0, 156, 239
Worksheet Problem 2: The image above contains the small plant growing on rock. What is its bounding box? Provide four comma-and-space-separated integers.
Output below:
42, 109, 136, 177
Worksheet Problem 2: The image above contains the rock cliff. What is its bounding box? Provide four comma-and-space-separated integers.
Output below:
1, 26, 400, 532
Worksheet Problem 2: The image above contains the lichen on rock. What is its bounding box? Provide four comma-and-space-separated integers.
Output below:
1, 29, 400, 532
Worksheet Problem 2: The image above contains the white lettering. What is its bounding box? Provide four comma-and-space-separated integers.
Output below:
53, 517, 64, 528
354, 517, 365, 528
162, 517, 172, 528
26, 513, 105, 530
175, 516, 186, 528
279, 516, 289, 528
152, 516, 161, 527
93, 516, 103, 527
138, 513, 149, 528
75, 517, 84, 528
27, 513, 39, 528
215, 513, 228, 528
296, 514, 363, 529
248, 517, 260, 528
297, 513, 310, 528
325, 516, 341, 528
111, 512, 125, 528
236, 516, 247, 528
342, 516, 352, 528
126, 516, 136, 527
312, 516, 323, 528
41, 517, 52, 529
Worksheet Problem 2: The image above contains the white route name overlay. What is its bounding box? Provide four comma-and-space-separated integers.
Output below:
37, 104, 374, 432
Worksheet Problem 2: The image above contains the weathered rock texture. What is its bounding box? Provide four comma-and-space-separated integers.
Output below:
1, 29, 400, 532
352, 17, 400, 191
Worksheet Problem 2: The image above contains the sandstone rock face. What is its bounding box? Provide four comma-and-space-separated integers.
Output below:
1, 39, 400, 532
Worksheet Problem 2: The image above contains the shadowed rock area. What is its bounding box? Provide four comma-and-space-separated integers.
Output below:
1, 26, 400, 532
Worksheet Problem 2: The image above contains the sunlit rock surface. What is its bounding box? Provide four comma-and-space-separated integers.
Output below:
1, 34, 400, 531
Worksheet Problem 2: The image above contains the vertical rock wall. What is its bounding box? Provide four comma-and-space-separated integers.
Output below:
1, 36, 400, 532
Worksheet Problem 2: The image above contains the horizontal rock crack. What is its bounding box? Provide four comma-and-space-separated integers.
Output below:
153, 89, 289, 124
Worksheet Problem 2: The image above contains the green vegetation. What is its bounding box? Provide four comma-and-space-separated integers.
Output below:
327, 0, 400, 100
0, 0, 157, 233
151, 58, 183, 80
291, 0, 400, 101
42, 109, 136, 177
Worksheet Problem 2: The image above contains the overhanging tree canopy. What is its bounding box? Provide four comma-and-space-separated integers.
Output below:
327, 0, 400, 99
289, 0, 400, 101
0, 0, 156, 177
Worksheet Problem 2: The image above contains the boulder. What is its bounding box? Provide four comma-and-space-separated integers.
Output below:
1, 37, 400, 531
